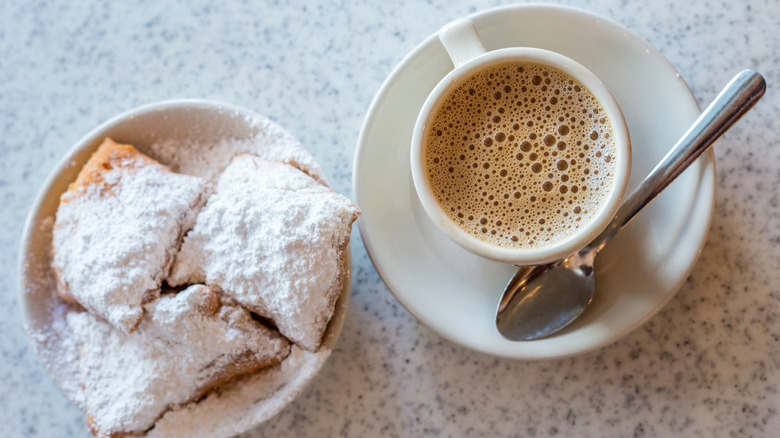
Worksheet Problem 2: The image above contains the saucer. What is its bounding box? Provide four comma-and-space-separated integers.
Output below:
353, 4, 715, 360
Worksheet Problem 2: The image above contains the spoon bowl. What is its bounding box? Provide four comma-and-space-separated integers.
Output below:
497, 253, 595, 340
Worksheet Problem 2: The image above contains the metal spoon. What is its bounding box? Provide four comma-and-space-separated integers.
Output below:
496, 70, 766, 341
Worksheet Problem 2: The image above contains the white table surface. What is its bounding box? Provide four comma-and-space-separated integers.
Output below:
2, 0, 779, 436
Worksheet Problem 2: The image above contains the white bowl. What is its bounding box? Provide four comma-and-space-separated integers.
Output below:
18, 99, 350, 437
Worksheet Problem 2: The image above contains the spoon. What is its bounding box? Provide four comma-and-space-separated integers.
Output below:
496, 69, 766, 341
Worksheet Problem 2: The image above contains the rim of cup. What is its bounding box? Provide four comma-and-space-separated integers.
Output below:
410, 48, 631, 265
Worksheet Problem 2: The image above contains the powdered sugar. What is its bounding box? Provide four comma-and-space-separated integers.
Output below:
148, 345, 329, 438
52, 140, 208, 333
28, 297, 86, 409
67, 285, 291, 437
147, 115, 327, 184
168, 156, 360, 351
22, 216, 86, 409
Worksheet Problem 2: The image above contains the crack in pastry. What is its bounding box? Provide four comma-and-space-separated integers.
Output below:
168, 155, 360, 351
52, 138, 210, 333
67, 284, 291, 438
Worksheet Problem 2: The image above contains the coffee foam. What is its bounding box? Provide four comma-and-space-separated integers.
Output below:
424, 62, 617, 249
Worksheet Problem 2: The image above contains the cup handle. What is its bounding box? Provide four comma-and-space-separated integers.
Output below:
438, 18, 487, 68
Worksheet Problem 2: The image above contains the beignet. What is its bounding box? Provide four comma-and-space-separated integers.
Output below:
168, 155, 360, 350
52, 138, 209, 333
68, 284, 291, 438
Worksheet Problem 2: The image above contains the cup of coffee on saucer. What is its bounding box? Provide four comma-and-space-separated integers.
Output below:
410, 17, 631, 266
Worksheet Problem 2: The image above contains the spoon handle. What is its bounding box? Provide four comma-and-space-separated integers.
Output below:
589, 70, 766, 252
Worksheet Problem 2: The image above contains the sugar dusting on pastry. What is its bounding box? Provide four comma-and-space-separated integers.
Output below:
51, 138, 209, 333
68, 285, 290, 437
147, 114, 327, 184
168, 155, 360, 351
148, 345, 329, 438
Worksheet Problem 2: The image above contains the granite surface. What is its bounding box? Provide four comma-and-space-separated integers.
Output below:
2, 0, 779, 436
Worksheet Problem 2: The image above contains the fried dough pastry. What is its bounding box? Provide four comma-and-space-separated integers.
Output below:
168, 155, 360, 351
52, 138, 209, 333
68, 285, 291, 438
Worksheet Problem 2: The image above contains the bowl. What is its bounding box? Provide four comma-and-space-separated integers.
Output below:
18, 99, 350, 437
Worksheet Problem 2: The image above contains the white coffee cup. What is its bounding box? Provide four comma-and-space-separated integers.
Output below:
410, 17, 631, 265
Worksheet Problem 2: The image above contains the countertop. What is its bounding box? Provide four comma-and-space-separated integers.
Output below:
2, 0, 779, 436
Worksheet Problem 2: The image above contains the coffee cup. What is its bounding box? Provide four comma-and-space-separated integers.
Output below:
410, 17, 631, 265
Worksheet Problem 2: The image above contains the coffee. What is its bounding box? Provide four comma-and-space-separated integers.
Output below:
424, 62, 617, 249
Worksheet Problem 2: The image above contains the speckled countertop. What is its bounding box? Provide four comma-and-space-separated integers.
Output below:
2, 0, 779, 436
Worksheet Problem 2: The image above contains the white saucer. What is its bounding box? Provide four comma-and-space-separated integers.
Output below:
353, 4, 715, 360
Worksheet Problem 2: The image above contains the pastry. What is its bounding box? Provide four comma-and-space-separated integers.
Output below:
68, 284, 291, 438
52, 138, 209, 333
168, 155, 360, 351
